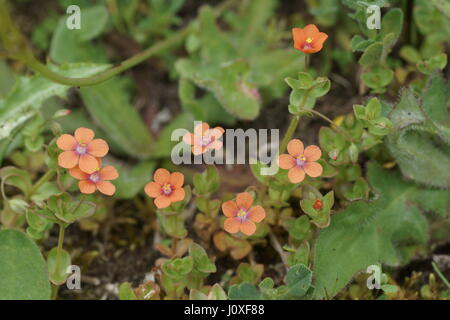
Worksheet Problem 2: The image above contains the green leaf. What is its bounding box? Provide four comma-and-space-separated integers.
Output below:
118, 282, 137, 300
362, 65, 393, 90
313, 163, 449, 298
113, 160, 155, 199
286, 215, 311, 241
359, 42, 383, 68
0, 61, 15, 97
400, 46, 422, 64
189, 243, 216, 273
0, 63, 109, 141
80, 78, 154, 159
387, 75, 450, 188
310, 77, 331, 98
178, 78, 235, 125
417, 53, 448, 75
0, 229, 51, 299
0, 166, 32, 195
176, 58, 261, 120
50, 5, 109, 64
281, 264, 312, 299
162, 256, 194, 279
366, 98, 382, 120
193, 165, 220, 195
380, 8, 403, 42
228, 283, 262, 300
47, 247, 72, 285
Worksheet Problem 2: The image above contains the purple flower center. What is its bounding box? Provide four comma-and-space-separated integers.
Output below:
197, 135, 212, 147
162, 183, 173, 195
75, 143, 88, 155
89, 172, 100, 183
302, 38, 313, 50
295, 155, 307, 168
236, 208, 249, 221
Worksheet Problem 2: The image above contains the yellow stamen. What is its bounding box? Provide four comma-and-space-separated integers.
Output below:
298, 155, 306, 161
306, 37, 313, 43
237, 209, 247, 218
162, 183, 172, 194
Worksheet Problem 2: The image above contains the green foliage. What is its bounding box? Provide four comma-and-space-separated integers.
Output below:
50, 5, 109, 64
193, 165, 220, 195
113, 160, 156, 199
285, 72, 331, 114
0, 229, 51, 299
47, 246, 71, 285
0, 63, 108, 145
49, 5, 154, 159
160, 242, 216, 298
228, 264, 312, 300
80, 79, 154, 159
386, 74, 450, 188
300, 191, 334, 228
313, 163, 449, 298
176, 1, 300, 120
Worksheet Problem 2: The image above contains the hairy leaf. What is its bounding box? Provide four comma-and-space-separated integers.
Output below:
313, 163, 449, 298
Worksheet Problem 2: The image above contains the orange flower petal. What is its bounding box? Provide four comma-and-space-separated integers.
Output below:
74, 127, 95, 144
96, 181, 116, 196
278, 154, 295, 170
69, 166, 90, 180
236, 192, 253, 210
304, 145, 322, 161
155, 195, 171, 209
99, 165, 119, 181
209, 127, 224, 139
169, 188, 185, 202
239, 220, 256, 236
224, 217, 240, 234
194, 122, 209, 136
248, 205, 265, 223
287, 139, 304, 157
192, 145, 206, 155
222, 200, 238, 218
56, 134, 77, 151
154, 168, 170, 185
144, 182, 162, 198
208, 140, 222, 150
79, 154, 99, 174
79, 180, 96, 194
183, 132, 194, 145
292, 28, 306, 50
304, 161, 323, 177
58, 151, 79, 169
169, 172, 184, 188
88, 139, 109, 157
315, 32, 328, 46
303, 24, 320, 38
288, 167, 305, 184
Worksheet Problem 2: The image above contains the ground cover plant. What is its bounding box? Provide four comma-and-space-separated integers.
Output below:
0, 0, 449, 300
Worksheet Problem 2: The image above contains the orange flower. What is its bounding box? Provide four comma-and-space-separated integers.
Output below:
292, 24, 328, 54
69, 163, 118, 196
57, 127, 109, 174
222, 192, 266, 236
144, 168, 185, 209
183, 122, 224, 155
278, 139, 323, 184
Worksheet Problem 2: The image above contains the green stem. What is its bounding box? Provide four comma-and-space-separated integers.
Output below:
2, 0, 238, 87
432, 262, 450, 290
279, 115, 300, 154
28, 168, 56, 198
52, 223, 66, 300
298, 108, 354, 143
25, 28, 190, 86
